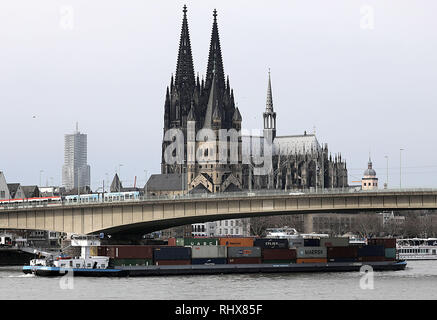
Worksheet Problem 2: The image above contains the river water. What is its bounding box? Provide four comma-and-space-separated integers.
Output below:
0, 260, 436, 300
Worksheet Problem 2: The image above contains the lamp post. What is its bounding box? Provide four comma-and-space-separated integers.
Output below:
384, 156, 388, 189
144, 170, 148, 196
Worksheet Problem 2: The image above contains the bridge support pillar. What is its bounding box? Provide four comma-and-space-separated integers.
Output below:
303, 213, 314, 234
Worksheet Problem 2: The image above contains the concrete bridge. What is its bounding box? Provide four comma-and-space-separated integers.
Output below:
1, 189, 436, 235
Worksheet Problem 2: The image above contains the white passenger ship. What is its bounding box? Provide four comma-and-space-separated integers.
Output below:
397, 238, 437, 260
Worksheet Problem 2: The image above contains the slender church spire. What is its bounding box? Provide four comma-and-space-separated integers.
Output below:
205, 9, 225, 93
175, 5, 195, 88
266, 69, 274, 112
203, 65, 219, 129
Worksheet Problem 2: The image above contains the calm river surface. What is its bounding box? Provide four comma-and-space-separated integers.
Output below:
0, 260, 436, 300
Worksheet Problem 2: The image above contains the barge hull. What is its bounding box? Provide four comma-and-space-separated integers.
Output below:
23, 261, 406, 277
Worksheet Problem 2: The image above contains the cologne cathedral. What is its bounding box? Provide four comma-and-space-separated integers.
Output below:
158, 6, 348, 194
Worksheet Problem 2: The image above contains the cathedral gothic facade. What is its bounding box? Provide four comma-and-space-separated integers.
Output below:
159, 6, 348, 194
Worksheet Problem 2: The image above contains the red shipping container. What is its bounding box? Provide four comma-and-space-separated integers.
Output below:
327, 246, 358, 259
167, 238, 177, 246
98, 245, 163, 259
262, 249, 297, 260
227, 258, 262, 264
368, 238, 396, 248
155, 260, 191, 266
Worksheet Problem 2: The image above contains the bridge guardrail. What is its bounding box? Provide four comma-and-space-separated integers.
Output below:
1, 187, 437, 211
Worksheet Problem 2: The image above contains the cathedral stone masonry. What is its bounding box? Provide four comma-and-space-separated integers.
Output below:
160, 6, 348, 195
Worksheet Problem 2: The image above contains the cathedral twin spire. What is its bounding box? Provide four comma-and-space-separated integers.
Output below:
165, 6, 237, 132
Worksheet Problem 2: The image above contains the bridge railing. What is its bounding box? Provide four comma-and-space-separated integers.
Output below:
1, 187, 437, 211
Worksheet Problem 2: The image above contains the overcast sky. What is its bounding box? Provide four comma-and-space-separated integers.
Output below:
0, 0, 436, 190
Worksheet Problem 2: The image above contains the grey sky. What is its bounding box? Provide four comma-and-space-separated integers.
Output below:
1, 0, 436, 190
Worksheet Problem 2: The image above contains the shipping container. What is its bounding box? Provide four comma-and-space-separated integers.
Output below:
227, 258, 262, 264
357, 245, 385, 257
219, 237, 254, 247
254, 238, 289, 249
227, 246, 261, 258
262, 259, 296, 264
320, 237, 349, 247
155, 259, 191, 266
385, 248, 396, 259
368, 238, 396, 248
327, 246, 358, 259
304, 238, 320, 247
191, 245, 227, 259
296, 258, 328, 264
97, 245, 159, 259
296, 247, 327, 259
288, 238, 305, 248
153, 247, 191, 260
111, 258, 153, 266
167, 238, 176, 246
262, 248, 297, 260
191, 258, 227, 265
184, 238, 219, 246
176, 238, 185, 246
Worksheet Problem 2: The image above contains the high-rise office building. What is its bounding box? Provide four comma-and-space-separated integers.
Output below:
62, 123, 91, 191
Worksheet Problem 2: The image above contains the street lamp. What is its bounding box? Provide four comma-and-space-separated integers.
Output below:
384, 156, 388, 189
144, 170, 148, 195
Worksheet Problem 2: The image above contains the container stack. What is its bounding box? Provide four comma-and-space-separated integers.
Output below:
227, 247, 262, 264
191, 245, 227, 265
153, 247, 192, 265
95, 236, 398, 267
255, 239, 296, 264
98, 245, 157, 266
296, 247, 327, 264
367, 238, 397, 261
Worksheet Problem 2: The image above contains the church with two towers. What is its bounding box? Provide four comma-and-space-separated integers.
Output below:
148, 6, 348, 196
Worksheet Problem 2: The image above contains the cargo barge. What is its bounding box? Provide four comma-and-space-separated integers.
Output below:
23, 260, 406, 277
22, 235, 407, 277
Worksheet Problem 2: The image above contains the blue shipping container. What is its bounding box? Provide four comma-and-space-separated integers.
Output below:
153, 247, 191, 260
191, 258, 227, 265
358, 245, 385, 257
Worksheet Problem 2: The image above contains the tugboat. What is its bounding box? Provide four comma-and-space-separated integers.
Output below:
23, 235, 128, 277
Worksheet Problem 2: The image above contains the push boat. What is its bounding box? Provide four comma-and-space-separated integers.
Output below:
23, 234, 407, 277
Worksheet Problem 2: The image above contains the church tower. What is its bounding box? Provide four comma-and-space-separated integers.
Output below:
263, 70, 276, 143
162, 5, 197, 175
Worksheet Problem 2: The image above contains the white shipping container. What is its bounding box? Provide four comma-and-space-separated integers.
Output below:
191, 245, 227, 258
